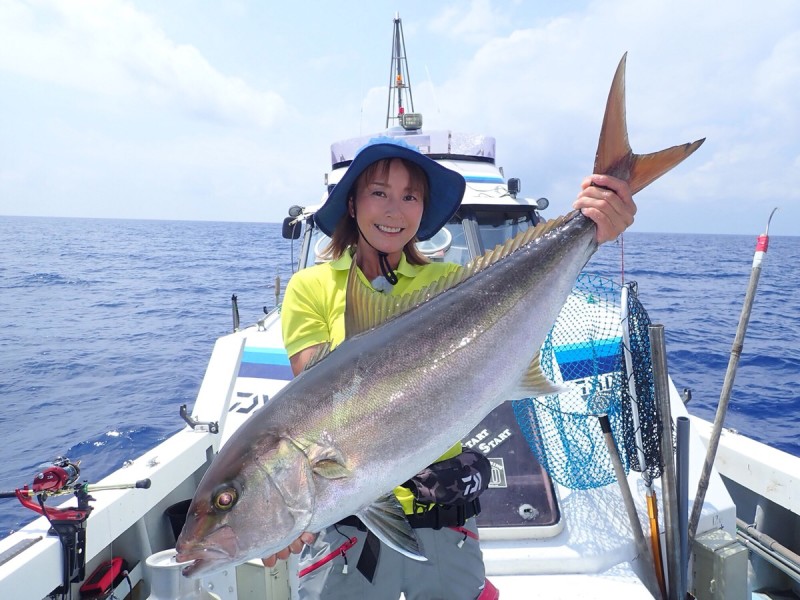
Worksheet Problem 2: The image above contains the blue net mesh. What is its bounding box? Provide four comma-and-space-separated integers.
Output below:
618, 281, 664, 482
513, 274, 661, 490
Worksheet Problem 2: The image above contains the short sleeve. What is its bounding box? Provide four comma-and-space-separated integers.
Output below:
281, 270, 333, 358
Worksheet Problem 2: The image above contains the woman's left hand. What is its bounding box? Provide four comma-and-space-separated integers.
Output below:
573, 174, 637, 244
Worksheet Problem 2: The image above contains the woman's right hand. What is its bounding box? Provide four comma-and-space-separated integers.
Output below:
261, 532, 317, 568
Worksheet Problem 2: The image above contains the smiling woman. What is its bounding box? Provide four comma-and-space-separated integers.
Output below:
323, 157, 427, 282
314, 136, 467, 284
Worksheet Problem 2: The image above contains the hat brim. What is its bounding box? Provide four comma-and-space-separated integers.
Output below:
314, 142, 466, 242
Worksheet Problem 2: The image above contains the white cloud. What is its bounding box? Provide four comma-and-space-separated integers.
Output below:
0, 0, 285, 127
429, 0, 511, 43
1, 0, 798, 234
419, 0, 800, 226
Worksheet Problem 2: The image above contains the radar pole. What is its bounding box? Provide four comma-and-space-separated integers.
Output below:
385, 14, 421, 131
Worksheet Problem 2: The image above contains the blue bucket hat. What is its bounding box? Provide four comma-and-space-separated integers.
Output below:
314, 136, 466, 242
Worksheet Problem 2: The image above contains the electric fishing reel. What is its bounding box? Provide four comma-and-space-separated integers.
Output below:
1, 456, 92, 522
32, 456, 82, 495
1, 456, 151, 598
2, 455, 151, 518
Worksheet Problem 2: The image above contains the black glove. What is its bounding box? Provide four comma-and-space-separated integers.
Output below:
404, 449, 490, 506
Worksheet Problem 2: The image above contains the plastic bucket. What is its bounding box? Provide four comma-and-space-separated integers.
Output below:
165, 499, 192, 542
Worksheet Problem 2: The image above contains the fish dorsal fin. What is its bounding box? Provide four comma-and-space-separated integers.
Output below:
508, 352, 570, 400
302, 342, 332, 372
344, 258, 405, 338
356, 493, 426, 562
595, 52, 705, 195
343, 216, 573, 338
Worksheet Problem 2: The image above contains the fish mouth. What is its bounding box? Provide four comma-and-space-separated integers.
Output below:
175, 547, 232, 578
176, 524, 239, 578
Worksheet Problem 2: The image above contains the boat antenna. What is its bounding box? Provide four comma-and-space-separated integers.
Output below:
385, 14, 422, 131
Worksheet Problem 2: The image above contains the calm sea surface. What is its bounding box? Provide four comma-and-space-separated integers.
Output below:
1, 216, 798, 535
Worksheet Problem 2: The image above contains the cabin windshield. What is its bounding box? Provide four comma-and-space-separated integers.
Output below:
472, 208, 539, 254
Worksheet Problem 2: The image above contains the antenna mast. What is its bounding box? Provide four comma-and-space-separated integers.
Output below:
385, 14, 422, 131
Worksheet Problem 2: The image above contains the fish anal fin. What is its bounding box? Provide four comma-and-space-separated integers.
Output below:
357, 493, 426, 562
509, 353, 569, 400
595, 52, 705, 195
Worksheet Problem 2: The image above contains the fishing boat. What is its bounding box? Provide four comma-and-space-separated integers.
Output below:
1, 15, 798, 600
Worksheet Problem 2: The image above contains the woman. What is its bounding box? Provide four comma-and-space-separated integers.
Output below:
264, 136, 636, 599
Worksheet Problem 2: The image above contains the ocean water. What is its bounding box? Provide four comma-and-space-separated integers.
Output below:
1, 216, 798, 536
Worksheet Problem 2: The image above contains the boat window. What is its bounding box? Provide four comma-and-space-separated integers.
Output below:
300, 220, 473, 269
311, 230, 332, 265
299, 209, 539, 270
473, 209, 538, 253
416, 227, 453, 262
438, 222, 470, 266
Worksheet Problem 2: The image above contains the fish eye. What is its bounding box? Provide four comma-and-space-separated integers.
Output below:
212, 485, 239, 511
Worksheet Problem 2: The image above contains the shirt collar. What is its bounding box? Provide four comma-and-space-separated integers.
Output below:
329, 247, 424, 279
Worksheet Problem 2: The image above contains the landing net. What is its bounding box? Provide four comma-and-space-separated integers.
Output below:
512, 274, 663, 490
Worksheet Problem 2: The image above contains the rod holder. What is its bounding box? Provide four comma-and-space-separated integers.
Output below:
649, 324, 681, 600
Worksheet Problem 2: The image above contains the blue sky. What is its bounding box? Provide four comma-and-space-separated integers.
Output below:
1, 0, 798, 235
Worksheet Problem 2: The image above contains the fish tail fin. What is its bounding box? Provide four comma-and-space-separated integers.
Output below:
595, 52, 705, 195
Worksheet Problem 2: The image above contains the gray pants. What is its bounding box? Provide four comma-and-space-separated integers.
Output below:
293, 518, 485, 600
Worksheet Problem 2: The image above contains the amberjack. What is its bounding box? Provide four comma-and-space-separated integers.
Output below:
176, 54, 704, 576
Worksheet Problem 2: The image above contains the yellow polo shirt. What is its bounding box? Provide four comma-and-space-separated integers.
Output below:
281, 248, 463, 514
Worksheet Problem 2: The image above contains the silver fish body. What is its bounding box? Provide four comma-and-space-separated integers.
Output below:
176, 214, 596, 577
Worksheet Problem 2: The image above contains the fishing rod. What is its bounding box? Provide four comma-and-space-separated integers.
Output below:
650, 324, 682, 600
688, 207, 779, 543
0, 457, 152, 504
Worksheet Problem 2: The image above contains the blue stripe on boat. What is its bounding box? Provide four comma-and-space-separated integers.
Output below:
238, 362, 293, 380
463, 176, 505, 184
238, 347, 293, 380
242, 347, 290, 365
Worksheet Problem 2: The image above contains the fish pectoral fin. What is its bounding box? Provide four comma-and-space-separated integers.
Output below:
508, 353, 570, 400
312, 459, 351, 479
356, 494, 426, 562
292, 435, 352, 479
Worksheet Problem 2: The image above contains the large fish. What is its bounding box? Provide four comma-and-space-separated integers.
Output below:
175, 54, 704, 577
